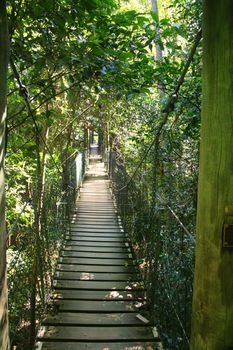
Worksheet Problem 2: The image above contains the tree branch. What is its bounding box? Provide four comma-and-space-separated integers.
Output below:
117, 29, 202, 192
52, 103, 96, 144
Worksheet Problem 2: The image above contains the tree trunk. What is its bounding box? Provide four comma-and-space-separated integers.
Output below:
151, 0, 165, 207
151, 0, 163, 63
151, 0, 165, 95
191, 1, 233, 349
0, 2, 9, 349
39, 126, 51, 287
29, 258, 37, 350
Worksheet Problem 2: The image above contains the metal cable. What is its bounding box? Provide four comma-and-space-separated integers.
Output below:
164, 288, 190, 346
156, 193, 195, 243
112, 152, 195, 242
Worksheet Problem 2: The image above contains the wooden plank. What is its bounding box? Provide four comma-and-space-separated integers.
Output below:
71, 223, 121, 228
67, 235, 125, 241
54, 271, 139, 281
56, 264, 136, 273
73, 217, 118, 221
83, 177, 107, 180
78, 197, 113, 200
72, 219, 118, 223
70, 228, 122, 233
64, 237, 125, 242
76, 204, 114, 207
55, 300, 138, 312
75, 215, 118, 219
73, 214, 117, 218
64, 238, 126, 244
78, 198, 113, 201
63, 246, 129, 253
53, 289, 145, 301
77, 205, 116, 211
71, 221, 119, 225
67, 236, 125, 242
85, 177, 110, 183
60, 251, 131, 259
73, 215, 118, 220
82, 181, 108, 183
79, 193, 111, 195
42, 312, 146, 326
75, 211, 117, 215
53, 280, 143, 290
80, 192, 112, 195
65, 239, 128, 248
82, 178, 107, 181
77, 203, 115, 207
70, 227, 122, 232
82, 183, 110, 186
80, 189, 110, 191
77, 203, 114, 206
75, 213, 117, 216
74, 206, 116, 210
67, 233, 125, 239
74, 206, 114, 209
77, 200, 115, 204
74, 207, 116, 212
79, 192, 111, 194
76, 208, 116, 212
75, 194, 111, 197
76, 211, 118, 215
58, 257, 133, 266
36, 341, 157, 350
72, 220, 119, 224
37, 326, 155, 342
70, 225, 121, 230
68, 232, 124, 238
70, 223, 123, 233
65, 240, 127, 247
80, 183, 108, 186
78, 195, 111, 198
79, 192, 111, 195
82, 186, 108, 189
78, 195, 112, 197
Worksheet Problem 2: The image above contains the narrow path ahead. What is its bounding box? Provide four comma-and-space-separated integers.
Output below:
36, 146, 160, 349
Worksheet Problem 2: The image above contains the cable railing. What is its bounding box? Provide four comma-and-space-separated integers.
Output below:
108, 149, 196, 350
7, 149, 88, 349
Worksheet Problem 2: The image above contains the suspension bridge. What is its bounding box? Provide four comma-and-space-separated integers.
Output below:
35, 144, 162, 350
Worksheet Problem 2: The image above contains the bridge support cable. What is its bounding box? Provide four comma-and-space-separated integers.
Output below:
108, 150, 195, 348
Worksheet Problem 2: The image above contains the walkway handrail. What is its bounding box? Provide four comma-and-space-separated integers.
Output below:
107, 149, 195, 347
109, 149, 194, 242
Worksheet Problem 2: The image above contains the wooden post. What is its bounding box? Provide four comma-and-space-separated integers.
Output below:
191, 1, 233, 348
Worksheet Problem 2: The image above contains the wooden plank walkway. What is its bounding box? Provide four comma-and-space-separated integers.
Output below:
36, 146, 161, 350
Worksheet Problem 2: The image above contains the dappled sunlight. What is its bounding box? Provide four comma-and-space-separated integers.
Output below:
108, 290, 124, 299
80, 272, 95, 280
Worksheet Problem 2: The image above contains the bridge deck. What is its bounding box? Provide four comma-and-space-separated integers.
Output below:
36, 147, 161, 350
